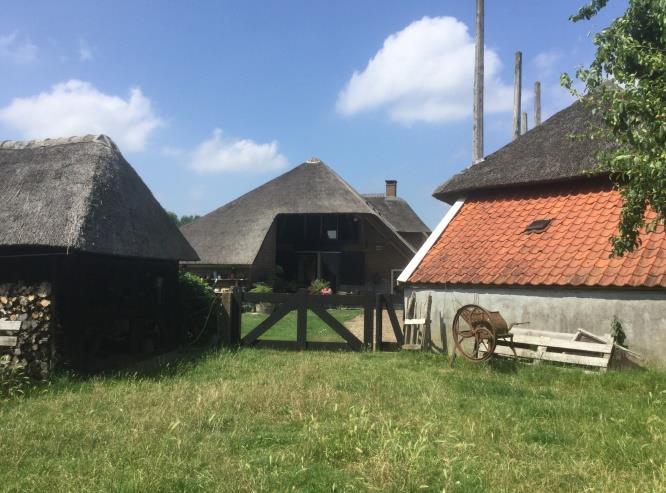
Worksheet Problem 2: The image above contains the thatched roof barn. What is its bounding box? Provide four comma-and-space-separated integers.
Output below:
181, 158, 429, 293
0, 135, 197, 260
399, 102, 666, 367
0, 135, 198, 373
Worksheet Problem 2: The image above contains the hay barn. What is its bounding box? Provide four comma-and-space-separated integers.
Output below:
0, 135, 198, 374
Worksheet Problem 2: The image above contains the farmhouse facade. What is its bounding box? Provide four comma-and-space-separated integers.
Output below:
399, 102, 666, 367
0, 135, 198, 374
181, 158, 429, 293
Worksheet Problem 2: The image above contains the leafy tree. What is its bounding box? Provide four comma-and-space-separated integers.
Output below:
562, 0, 666, 256
167, 211, 201, 227
178, 214, 200, 226
167, 211, 179, 225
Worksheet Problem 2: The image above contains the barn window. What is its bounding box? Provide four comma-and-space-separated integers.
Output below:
525, 219, 552, 233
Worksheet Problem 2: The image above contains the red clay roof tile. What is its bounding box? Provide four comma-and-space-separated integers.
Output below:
408, 181, 666, 288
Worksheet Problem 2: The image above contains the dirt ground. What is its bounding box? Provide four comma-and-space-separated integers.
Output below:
345, 309, 404, 344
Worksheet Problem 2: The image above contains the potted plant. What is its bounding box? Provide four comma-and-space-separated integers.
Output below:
308, 278, 331, 295
250, 283, 274, 314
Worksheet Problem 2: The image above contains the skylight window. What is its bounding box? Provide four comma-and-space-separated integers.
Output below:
525, 219, 552, 233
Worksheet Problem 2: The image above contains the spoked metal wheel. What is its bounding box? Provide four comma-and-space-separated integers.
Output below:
452, 304, 497, 362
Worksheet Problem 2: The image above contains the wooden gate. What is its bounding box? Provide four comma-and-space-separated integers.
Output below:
219, 289, 404, 352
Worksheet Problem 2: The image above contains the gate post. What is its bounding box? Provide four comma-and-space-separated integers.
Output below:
223, 287, 241, 346
296, 288, 308, 349
363, 294, 373, 350
374, 294, 383, 351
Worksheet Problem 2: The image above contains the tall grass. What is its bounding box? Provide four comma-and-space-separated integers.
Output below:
0, 350, 664, 492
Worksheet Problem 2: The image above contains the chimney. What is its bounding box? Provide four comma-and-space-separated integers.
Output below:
472, 0, 484, 163
385, 180, 397, 197
512, 51, 522, 140
534, 81, 542, 126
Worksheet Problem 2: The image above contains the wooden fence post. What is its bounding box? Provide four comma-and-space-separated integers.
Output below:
296, 289, 308, 349
374, 294, 383, 351
216, 295, 226, 347
363, 294, 373, 350
227, 288, 241, 346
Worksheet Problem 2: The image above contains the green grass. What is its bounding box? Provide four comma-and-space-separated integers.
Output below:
1, 350, 665, 492
241, 308, 362, 342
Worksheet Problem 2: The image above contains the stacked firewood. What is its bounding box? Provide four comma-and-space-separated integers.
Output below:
0, 282, 54, 378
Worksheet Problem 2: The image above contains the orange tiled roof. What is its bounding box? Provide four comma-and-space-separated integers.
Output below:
408, 181, 666, 288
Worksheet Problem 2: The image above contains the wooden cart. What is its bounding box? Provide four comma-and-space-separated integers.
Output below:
451, 304, 517, 362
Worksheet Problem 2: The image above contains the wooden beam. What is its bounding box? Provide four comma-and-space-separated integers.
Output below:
296, 289, 307, 349
509, 334, 613, 354
383, 295, 404, 345
375, 294, 383, 350
363, 298, 373, 349
513, 51, 522, 140
310, 306, 363, 350
534, 81, 542, 126
308, 293, 369, 307
0, 320, 21, 332
472, 0, 484, 162
494, 344, 610, 368
521, 112, 528, 134
0, 336, 17, 347
242, 292, 297, 304
242, 301, 294, 345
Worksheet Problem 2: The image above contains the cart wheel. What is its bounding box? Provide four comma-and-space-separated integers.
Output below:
452, 305, 497, 362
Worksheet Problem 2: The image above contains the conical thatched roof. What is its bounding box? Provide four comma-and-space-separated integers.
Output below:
181, 158, 415, 266
433, 102, 612, 204
0, 135, 198, 261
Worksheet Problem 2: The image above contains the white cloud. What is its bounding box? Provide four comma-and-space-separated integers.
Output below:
534, 50, 562, 77
190, 128, 288, 173
336, 16, 513, 124
161, 146, 186, 157
79, 38, 93, 61
0, 80, 163, 152
0, 32, 37, 63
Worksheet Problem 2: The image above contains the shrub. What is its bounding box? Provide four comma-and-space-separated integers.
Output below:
178, 272, 217, 345
249, 283, 273, 293
308, 278, 330, 295
611, 316, 627, 347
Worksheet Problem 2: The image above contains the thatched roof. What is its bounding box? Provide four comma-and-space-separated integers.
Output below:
433, 102, 612, 204
362, 195, 430, 234
0, 135, 198, 261
181, 158, 416, 266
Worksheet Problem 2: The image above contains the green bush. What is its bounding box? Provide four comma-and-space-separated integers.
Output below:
178, 272, 217, 345
249, 283, 273, 293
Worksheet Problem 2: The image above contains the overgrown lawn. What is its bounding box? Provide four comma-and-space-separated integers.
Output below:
0, 350, 664, 492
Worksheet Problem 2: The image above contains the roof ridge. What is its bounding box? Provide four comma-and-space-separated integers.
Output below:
362, 193, 405, 200
0, 134, 118, 151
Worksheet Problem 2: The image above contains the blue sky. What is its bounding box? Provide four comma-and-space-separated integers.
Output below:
1, 1, 627, 228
